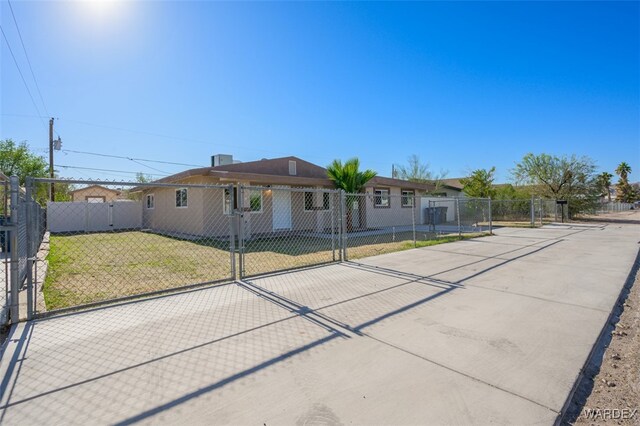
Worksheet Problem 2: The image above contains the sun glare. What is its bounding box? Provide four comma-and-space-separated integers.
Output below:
79, 0, 122, 20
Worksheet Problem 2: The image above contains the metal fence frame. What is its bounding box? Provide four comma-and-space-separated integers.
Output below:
236, 185, 342, 279
10, 176, 613, 324
24, 178, 238, 319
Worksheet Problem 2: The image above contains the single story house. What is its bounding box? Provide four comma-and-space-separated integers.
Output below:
436, 178, 466, 197
70, 185, 122, 203
133, 155, 459, 238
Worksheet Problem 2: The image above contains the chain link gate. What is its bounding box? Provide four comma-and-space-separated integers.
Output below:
23, 178, 237, 318
236, 186, 342, 279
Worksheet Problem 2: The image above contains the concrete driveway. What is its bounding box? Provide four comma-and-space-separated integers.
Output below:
0, 221, 638, 425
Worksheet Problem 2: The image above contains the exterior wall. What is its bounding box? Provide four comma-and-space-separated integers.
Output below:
441, 188, 464, 198
71, 186, 119, 202
363, 186, 416, 228
420, 197, 457, 224
141, 177, 336, 238
141, 176, 209, 237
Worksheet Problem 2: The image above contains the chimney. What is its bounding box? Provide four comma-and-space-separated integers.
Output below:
212, 154, 233, 167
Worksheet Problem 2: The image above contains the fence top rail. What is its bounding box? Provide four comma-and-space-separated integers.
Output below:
241, 185, 341, 194
29, 177, 233, 190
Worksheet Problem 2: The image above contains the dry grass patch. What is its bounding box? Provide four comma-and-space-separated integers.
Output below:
44, 231, 232, 310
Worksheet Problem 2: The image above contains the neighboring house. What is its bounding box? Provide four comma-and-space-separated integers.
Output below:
70, 185, 122, 203
437, 178, 466, 197
133, 155, 444, 238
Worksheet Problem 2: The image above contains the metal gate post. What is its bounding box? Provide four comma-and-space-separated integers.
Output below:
9, 176, 19, 323
237, 186, 245, 278
539, 198, 543, 226
340, 190, 347, 261
455, 198, 461, 237
412, 196, 416, 247
488, 198, 493, 235
331, 192, 336, 262
228, 185, 236, 281
428, 199, 434, 233
25, 177, 34, 320
530, 195, 535, 227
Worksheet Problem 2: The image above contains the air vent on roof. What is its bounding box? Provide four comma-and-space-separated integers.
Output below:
289, 160, 297, 176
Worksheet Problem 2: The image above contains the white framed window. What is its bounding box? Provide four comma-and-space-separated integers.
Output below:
374, 188, 390, 208
146, 194, 155, 209
249, 189, 262, 213
401, 190, 414, 207
175, 188, 188, 208
289, 160, 297, 175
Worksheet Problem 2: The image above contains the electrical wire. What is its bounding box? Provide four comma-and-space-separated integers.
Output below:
55, 165, 170, 177
0, 24, 46, 130
60, 149, 206, 168
7, 0, 50, 118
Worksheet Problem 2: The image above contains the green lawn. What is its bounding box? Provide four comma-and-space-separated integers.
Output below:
44, 231, 232, 310
44, 230, 488, 311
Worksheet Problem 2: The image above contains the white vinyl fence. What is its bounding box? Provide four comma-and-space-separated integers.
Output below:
47, 201, 143, 233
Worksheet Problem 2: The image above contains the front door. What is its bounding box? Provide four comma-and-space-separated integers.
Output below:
272, 186, 292, 230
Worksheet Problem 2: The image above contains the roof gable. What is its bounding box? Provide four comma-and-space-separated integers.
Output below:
210, 156, 327, 179
70, 184, 120, 194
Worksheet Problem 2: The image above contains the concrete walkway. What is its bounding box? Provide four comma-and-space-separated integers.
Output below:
0, 221, 638, 425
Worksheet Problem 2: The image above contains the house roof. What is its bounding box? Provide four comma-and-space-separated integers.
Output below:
135, 156, 441, 192
366, 176, 436, 192
70, 184, 120, 194
438, 178, 465, 191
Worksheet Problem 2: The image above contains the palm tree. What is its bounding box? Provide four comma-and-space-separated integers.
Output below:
326, 158, 376, 231
615, 162, 634, 203
616, 162, 631, 181
596, 172, 613, 202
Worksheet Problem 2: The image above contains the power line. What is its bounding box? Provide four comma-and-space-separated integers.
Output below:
56, 165, 170, 177
0, 24, 46, 130
60, 149, 207, 168
128, 158, 167, 174
7, 0, 50, 117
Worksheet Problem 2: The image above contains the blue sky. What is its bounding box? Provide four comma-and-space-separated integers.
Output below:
1, 1, 638, 183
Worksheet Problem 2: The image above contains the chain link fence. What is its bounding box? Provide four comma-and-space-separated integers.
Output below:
425, 197, 492, 236
237, 186, 341, 278
594, 201, 635, 214
7, 176, 593, 323
26, 178, 235, 317
0, 174, 10, 325
342, 193, 419, 260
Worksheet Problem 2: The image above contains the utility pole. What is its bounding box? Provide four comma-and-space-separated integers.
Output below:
48, 118, 62, 201
49, 117, 55, 201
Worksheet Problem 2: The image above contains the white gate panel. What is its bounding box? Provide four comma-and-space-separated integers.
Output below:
112, 202, 142, 230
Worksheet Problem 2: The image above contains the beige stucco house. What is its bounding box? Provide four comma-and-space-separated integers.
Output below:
70, 185, 122, 202
134, 156, 458, 238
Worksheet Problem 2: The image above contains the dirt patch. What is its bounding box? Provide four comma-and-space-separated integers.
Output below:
562, 249, 640, 425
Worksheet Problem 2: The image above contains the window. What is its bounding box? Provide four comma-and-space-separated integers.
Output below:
304, 192, 314, 211
223, 188, 238, 215
323, 193, 330, 210
146, 194, 155, 209
249, 190, 262, 212
374, 188, 390, 208
289, 160, 297, 175
86, 196, 105, 203
175, 188, 188, 208
305, 192, 331, 211
401, 190, 414, 208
